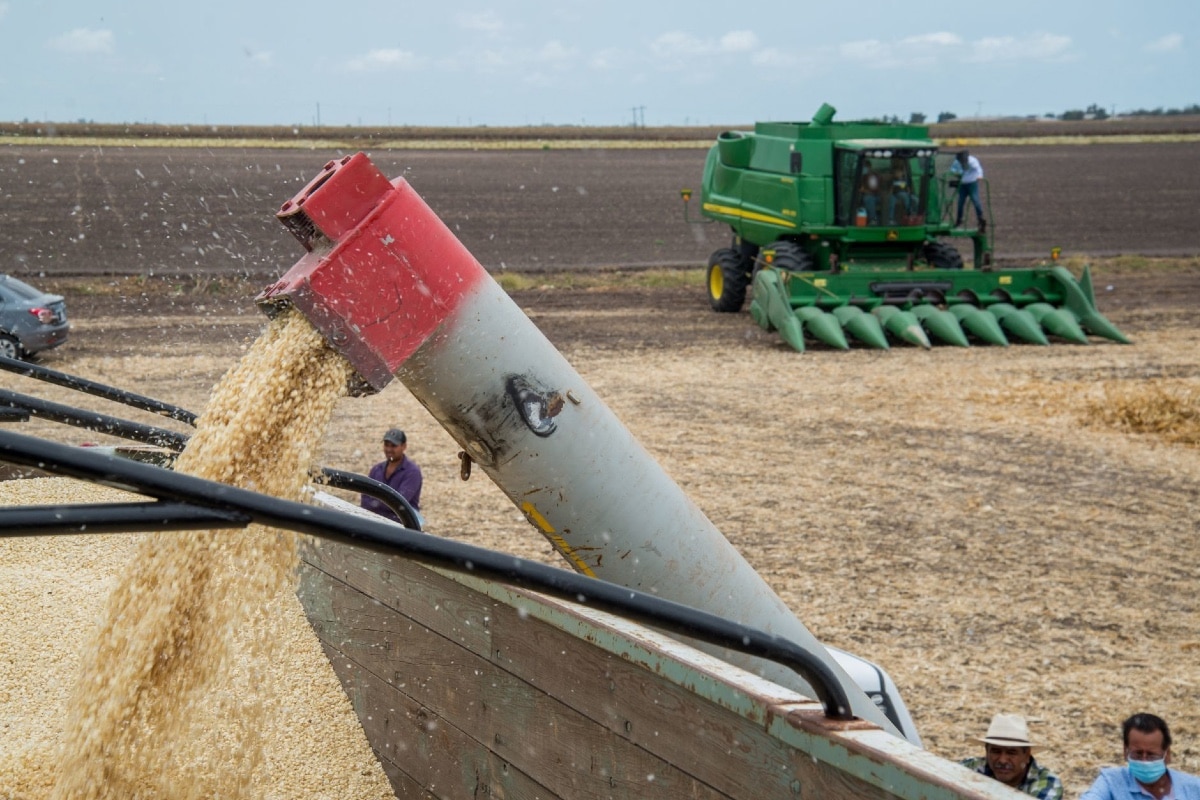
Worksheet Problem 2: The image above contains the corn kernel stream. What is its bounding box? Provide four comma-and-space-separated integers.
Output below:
0, 310, 395, 798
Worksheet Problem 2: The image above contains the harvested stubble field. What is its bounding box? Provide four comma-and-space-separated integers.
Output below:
4, 263, 1199, 797
1, 139, 1199, 797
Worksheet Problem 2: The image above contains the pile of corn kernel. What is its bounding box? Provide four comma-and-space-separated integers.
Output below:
0, 311, 395, 799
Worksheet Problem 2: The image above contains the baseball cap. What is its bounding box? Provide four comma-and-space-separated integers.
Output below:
383, 428, 407, 445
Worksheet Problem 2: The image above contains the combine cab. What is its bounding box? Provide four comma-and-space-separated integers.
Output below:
684, 102, 1130, 351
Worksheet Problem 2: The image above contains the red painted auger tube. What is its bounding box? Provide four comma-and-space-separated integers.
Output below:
258, 152, 488, 392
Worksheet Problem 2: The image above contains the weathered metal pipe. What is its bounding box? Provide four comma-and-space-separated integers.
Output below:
255, 152, 913, 740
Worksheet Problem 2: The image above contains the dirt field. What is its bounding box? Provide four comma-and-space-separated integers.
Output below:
2, 142, 1199, 797
2, 141, 1199, 283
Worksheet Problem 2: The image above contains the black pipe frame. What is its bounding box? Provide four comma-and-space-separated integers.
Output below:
0, 354, 197, 424
0, 384, 421, 529
0, 428, 854, 721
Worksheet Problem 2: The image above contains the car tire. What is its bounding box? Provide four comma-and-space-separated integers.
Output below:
0, 334, 20, 360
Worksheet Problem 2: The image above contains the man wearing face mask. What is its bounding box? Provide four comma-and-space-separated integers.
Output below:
1081, 713, 1200, 800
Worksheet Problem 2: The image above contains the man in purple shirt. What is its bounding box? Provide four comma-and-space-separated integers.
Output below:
360, 428, 423, 522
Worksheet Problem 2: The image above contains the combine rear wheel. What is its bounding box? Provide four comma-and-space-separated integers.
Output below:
707, 248, 750, 312
922, 241, 964, 270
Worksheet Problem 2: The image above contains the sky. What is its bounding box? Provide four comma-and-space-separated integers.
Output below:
0, 0, 1195, 128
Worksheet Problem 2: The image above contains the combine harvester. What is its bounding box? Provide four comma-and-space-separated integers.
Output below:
1, 153, 1029, 798
683, 102, 1130, 352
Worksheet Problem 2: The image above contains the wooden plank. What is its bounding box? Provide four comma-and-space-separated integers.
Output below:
301, 561, 726, 799
302, 539, 496, 656
317, 638, 555, 800
299, 542, 1021, 800
485, 598, 896, 799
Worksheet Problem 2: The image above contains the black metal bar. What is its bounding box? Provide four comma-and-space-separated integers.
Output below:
0, 429, 854, 720
0, 354, 197, 424
0, 364, 425, 529
0, 387, 424, 529
0, 389, 191, 450
316, 467, 422, 531
0, 502, 251, 534
1, 407, 31, 422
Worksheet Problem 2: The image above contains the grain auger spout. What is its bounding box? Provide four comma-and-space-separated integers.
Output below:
255, 152, 920, 743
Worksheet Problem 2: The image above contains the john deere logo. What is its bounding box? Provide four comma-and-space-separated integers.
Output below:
886, 230, 899, 241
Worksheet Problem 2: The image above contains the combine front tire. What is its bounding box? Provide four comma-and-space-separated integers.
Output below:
707, 248, 750, 312
923, 241, 964, 270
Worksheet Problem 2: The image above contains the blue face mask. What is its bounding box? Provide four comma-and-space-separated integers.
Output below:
1128, 758, 1167, 784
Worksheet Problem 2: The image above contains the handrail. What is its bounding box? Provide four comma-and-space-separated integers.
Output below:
0, 368, 421, 530
0, 354, 197, 424
0, 388, 191, 450
0, 428, 855, 721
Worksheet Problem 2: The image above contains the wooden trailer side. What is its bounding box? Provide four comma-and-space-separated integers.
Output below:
298, 539, 1023, 800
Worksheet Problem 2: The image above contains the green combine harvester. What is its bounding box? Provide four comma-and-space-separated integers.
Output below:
683, 102, 1130, 352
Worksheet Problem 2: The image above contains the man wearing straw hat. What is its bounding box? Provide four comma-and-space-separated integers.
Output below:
961, 713, 1064, 799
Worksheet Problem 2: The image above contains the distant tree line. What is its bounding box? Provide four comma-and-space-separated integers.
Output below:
921, 103, 1200, 125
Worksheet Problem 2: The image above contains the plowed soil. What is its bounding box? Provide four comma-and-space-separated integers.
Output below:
3, 143, 1199, 797
3, 141, 1199, 279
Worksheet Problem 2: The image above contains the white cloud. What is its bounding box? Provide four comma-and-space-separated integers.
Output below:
456, 11, 505, 36
343, 48, 424, 72
719, 30, 758, 53
841, 38, 885, 62
965, 32, 1073, 63
751, 47, 800, 68
901, 31, 962, 48
536, 40, 575, 63
841, 31, 970, 69
588, 47, 624, 70
648, 28, 760, 73
651, 31, 707, 59
1145, 33, 1183, 53
446, 40, 580, 76
48, 28, 114, 56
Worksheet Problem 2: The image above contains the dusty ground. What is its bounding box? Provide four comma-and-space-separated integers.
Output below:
4, 263, 1199, 797
1, 142, 1199, 797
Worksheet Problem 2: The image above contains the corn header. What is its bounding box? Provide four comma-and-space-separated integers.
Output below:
683, 102, 1130, 352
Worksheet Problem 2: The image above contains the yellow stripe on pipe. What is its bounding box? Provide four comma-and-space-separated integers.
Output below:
520, 501, 596, 577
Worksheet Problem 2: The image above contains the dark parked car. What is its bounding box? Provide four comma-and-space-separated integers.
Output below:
0, 274, 69, 359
